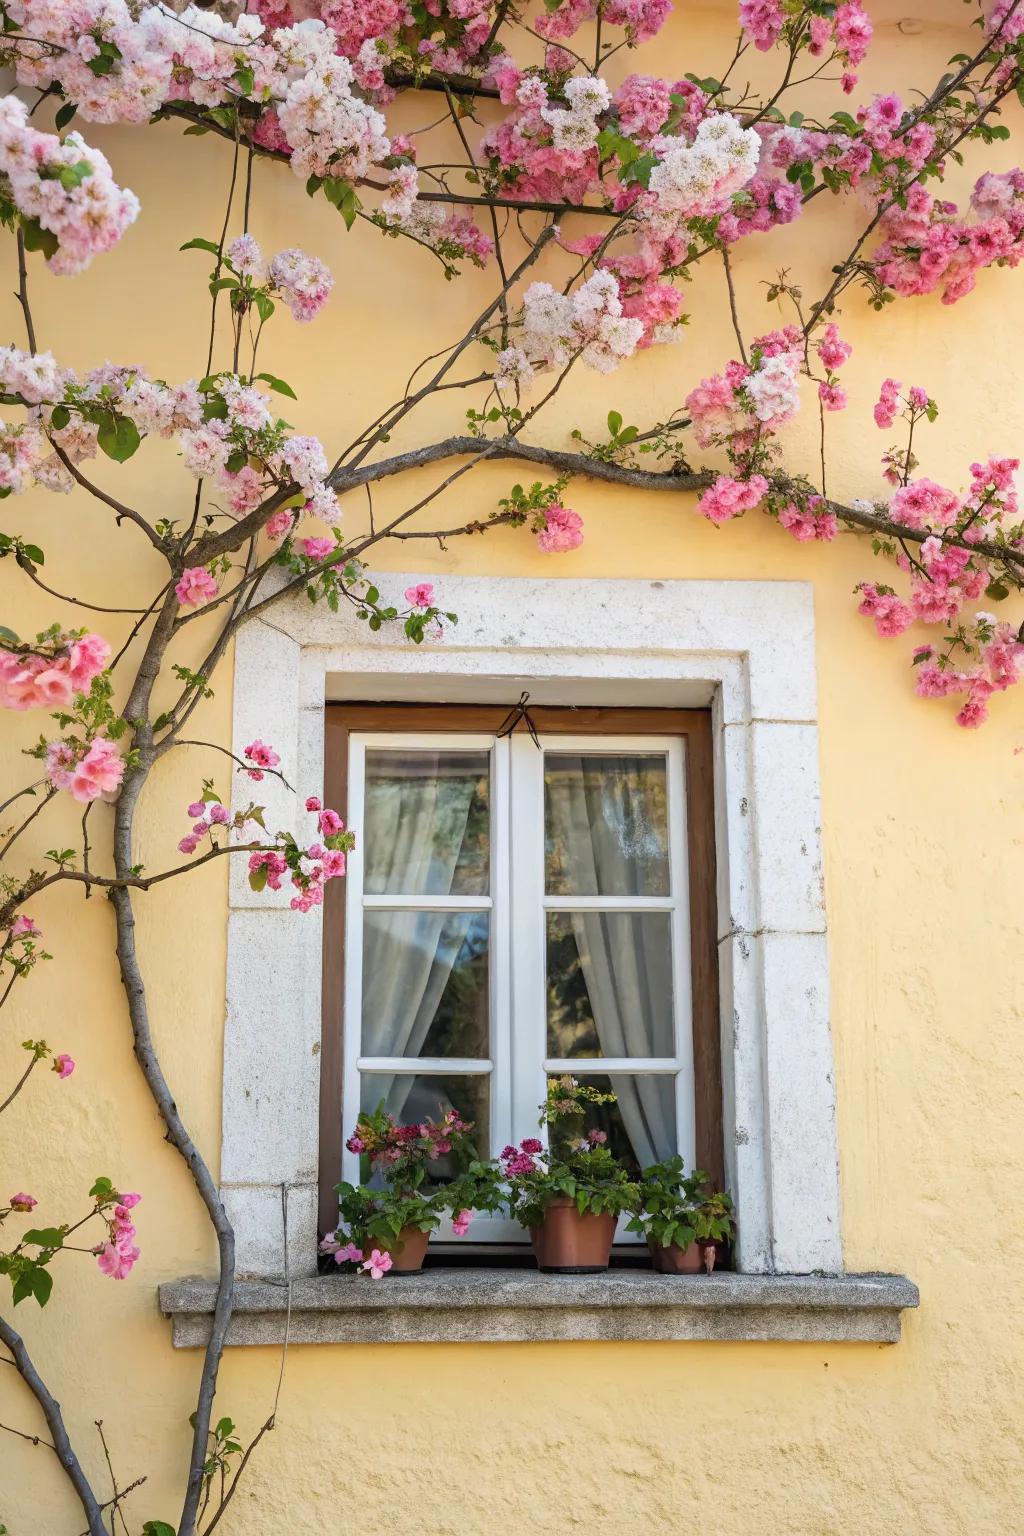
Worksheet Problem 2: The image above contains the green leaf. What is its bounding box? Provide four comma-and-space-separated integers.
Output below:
208, 277, 238, 295
49, 404, 70, 431
89, 1176, 115, 1199
607, 410, 622, 437
248, 864, 268, 893
20, 544, 45, 566
142, 1523, 176, 1536
21, 1227, 64, 1248
55, 102, 78, 129
253, 291, 275, 323
255, 373, 297, 400
20, 218, 59, 260
181, 237, 222, 256
985, 580, 1010, 601
97, 415, 141, 463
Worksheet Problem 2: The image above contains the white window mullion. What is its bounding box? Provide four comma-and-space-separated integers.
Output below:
667, 736, 696, 1170
340, 736, 367, 1188
489, 735, 512, 1161
509, 733, 547, 1148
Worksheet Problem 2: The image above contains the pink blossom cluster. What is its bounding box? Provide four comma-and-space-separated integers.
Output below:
46, 736, 125, 803
478, 68, 606, 208
739, 0, 872, 91
95, 1191, 141, 1281
177, 794, 233, 858
224, 237, 335, 323
698, 473, 769, 527
815, 323, 853, 413
175, 567, 219, 609
346, 1107, 471, 1166
915, 616, 1024, 728
717, 174, 803, 244
0, 95, 139, 275
534, 0, 671, 45
243, 794, 351, 912
0, 632, 109, 711
499, 1138, 545, 1177
777, 500, 839, 543
7, 6, 399, 211
8, 1192, 37, 1212
871, 174, 1024, 306
686, 329, 803, 462
268, 247, 335, 322
535, 505, 584, 553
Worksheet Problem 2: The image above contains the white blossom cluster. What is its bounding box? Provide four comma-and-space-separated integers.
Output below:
647, 112, 760, 223
496, 271, 645, 386
539, 75, 612, 152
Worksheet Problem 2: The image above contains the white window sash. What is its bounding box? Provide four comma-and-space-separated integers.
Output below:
341, 728, 694, 1245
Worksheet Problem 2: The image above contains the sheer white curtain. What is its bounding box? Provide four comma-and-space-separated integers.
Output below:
361, 761, 478, 1120
549, 758, 677, 1166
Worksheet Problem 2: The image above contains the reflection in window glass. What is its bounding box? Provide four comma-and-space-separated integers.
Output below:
545, 753, 670, 897
361, 911, 489, 1060
358, 1073, 489, 1182
546, 911, 674, 1059
546, 1071, 676, 1175
363, 749, 489, 895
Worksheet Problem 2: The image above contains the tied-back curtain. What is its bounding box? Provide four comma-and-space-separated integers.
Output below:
550, 757, 676, 1167
361, 764, 479, 1121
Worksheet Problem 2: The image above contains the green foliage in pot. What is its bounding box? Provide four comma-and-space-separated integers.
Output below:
500, 1076, 639, 1230
627, 1156, 735, 1252
325, 1101, 497, 1260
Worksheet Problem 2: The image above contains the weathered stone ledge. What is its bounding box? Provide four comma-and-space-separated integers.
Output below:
159, 1270, 919, 1347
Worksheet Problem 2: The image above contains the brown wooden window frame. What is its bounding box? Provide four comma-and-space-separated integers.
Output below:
319, 702, 722, 1238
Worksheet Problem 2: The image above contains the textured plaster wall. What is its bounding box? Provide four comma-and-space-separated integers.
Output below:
1, 2, 1023, 1531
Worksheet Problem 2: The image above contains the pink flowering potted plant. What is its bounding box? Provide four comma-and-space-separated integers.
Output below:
321, 1105, 497, 1276
502, 1078, 639, 1274
627, 1158, 734, 1275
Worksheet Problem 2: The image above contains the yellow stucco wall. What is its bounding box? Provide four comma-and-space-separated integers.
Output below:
2, 3, 1023, 1531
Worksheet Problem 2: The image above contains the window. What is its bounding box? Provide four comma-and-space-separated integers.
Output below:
319, 705, 722, 1246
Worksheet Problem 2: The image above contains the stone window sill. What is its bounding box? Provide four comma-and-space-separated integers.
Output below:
160, 1270, 919, 1347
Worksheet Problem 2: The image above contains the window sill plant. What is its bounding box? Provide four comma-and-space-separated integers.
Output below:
626, 1156, 735, 1274
501, 1078, 639, 1274
321, 1105, 495, 1276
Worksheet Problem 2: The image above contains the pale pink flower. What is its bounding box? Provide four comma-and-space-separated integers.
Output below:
11, 915, 39, 938
360, 1248, 393, 1279
404, 582, 435, 607
96, 1241, 140, 1279
175, 567, 219, 609
305, 796, 322, 812
451, 1209, 472, 1237
53, 1053, 75, 1079
301, 536, 335, 563
9, 1192, 36, 1211
536, 506, 584, 553
336, 1242, 363, 1264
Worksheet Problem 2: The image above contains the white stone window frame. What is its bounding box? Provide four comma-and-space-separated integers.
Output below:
222, 575, 840, 1280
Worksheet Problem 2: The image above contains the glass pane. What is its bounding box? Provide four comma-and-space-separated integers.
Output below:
358, 1073, 489, 1181
361, 911, 488, 1059
546, 911, 674, 1058
545, 752, 671, 897
363, 748, 489, 895
546, 1071, 676, 1175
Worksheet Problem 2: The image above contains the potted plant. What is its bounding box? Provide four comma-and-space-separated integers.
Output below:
322, 1104, 494, 1275
628, 1156, 735, 1274
501, 1077, 639, 1273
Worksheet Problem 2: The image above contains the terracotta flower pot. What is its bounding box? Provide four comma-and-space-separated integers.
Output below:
376, 1225, 430, 1275
529, 1198, 615, 1273
648, 1238, 715, 1274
